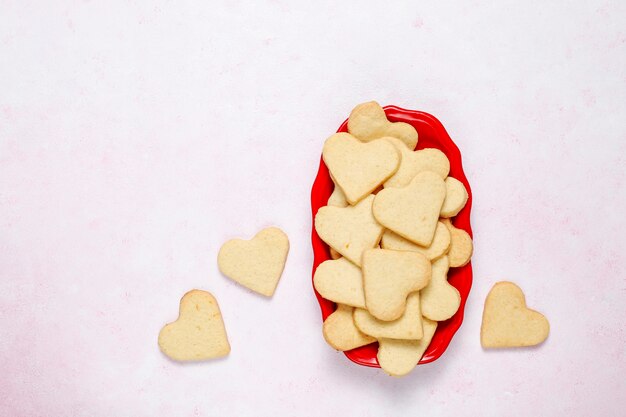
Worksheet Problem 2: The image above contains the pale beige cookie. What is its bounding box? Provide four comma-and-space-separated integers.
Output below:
384, 138, 450, 188
362, 249, 431, 321
381, 222, 450, 261
218, 227, 289, 297
315, 195, 384, 266
323, 304, 376, 351
354, 292, 423, 340
481, 281, 550, 348
440, 177, 468, 218
328, 184, 348, 208
420, 256, 461, 321
377, 318, 438, 377
158, 290, 230, 361
313, 258, 366, 308
322, 133, 400, 205
348, 101, 418, 150
373, 171, 446, 247
325, 183, 347, 249
441, 218, 473, 267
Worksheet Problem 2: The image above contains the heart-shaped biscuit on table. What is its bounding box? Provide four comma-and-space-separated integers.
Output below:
374, 171, 446, 247
315, 194, 384, 266
354, 292, 423, 340
377, 318, 438, 377
362, 249, 431, 321
323, 304, 376, 351
347, 101, 419, 150
323, 133, 400, 205
384, 138, 450, 188
218, 227, 289, 297
158, 290, 230, 361
481, 281, 550, 348
420, 256, 461, 321
381, 221, 450, 261
314, 258, 366, 308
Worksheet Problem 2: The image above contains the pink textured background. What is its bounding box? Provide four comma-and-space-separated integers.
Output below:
1, 1, 625, 416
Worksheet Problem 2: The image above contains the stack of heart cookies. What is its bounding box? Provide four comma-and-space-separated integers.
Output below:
313, 102, 473, 377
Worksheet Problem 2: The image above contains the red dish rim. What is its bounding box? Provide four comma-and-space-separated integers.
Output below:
310, 105, 473, 367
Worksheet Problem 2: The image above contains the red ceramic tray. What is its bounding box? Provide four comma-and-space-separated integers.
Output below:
310, 105, 473, 367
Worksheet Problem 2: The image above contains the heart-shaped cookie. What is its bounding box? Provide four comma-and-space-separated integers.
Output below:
377, 318, 438, 377
314, 194, 384, 266
323, 304, 376, 351
218, 227, 289, 297
384, 138, 450, 188
441, 218, 473, 267
440, 177, 468, 218
158, 290, 230, 361
323, 133, 400, 205
354, 292, 423, 340
362, 249, 431, 321
327, 183, 348, 208
420, 256, 461, 321
481, 281, 550, 348
373, 171, 446, 246
381, 221, 450, 261
314, 258, 366, 308
347, 101, 419, 150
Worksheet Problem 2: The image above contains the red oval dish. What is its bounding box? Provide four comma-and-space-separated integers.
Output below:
310, 105, 473, 367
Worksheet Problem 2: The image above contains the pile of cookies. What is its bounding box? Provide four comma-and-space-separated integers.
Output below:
314, 101, 473, 376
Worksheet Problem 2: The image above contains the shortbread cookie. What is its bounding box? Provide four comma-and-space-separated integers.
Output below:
348, 101, 418, 150
384, 138, 450, 188
326, 181, 348, 259
481, 281, 550, 348
322, 133, 400, 204
440, 177, 468, 218
420, 256, 460, 321
315, 194, 384, 266
381, 222, 450, 261
158, 290, 230, 361
377, 318, 438, 377
218, 227, 289, 297
328, 184, 348, 208
354, 292, 423, 340
314, 258, 366, 308
323, 304, 376, 351
362, 249, 431, 321
441, 219, 473, 267
373, 171, 446, 246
